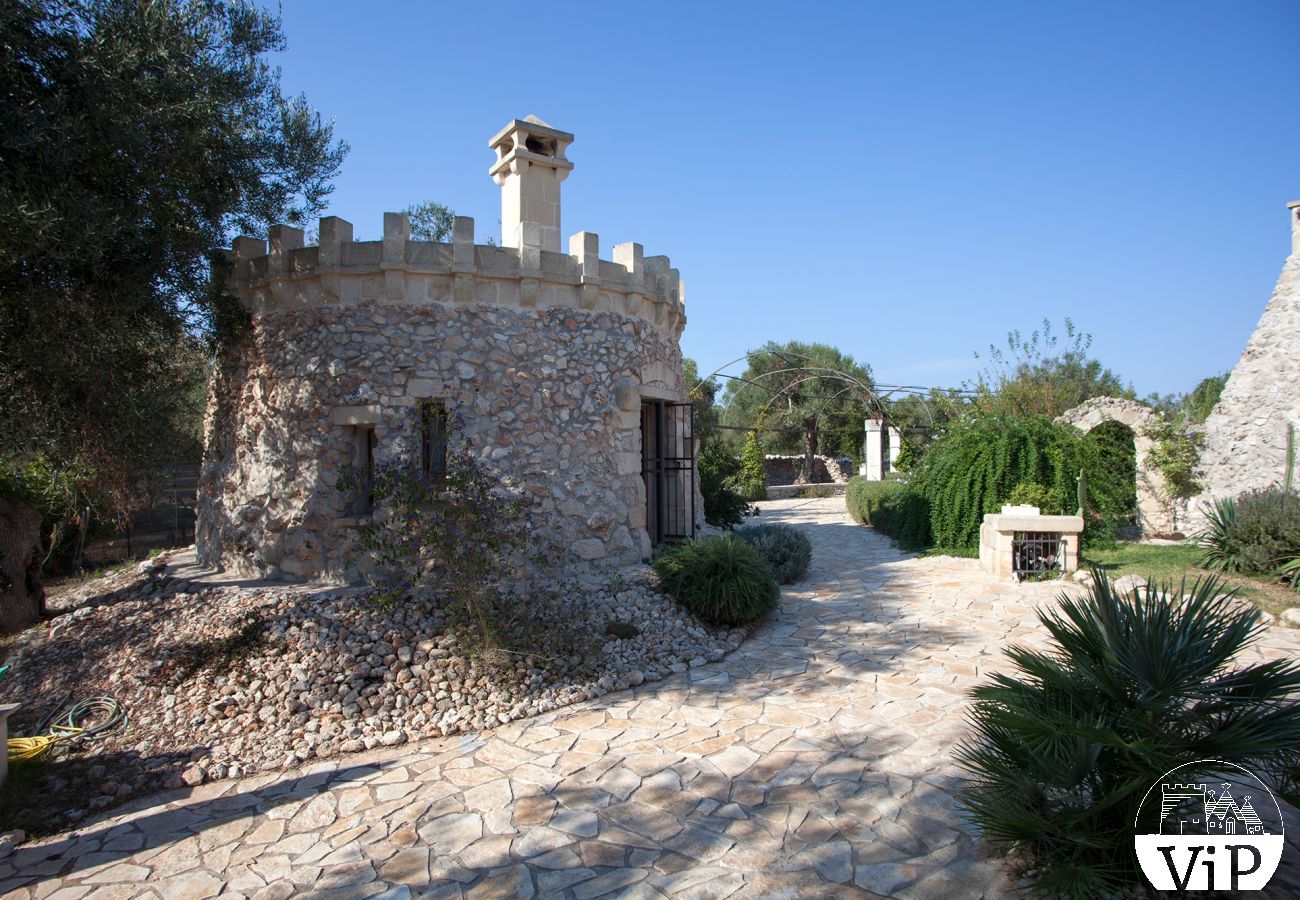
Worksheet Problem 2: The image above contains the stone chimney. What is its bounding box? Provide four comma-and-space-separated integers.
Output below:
1289, 200, 1300, 258
489, 115, 574, 253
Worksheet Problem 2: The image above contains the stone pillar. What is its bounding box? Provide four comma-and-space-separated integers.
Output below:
0, 703, 16, 787
488, 116, 574, 253
887, 426, 902, 473
863, 419, 885, 480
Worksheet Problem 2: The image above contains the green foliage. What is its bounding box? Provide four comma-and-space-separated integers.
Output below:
337, 423, 590, 664
872, 485, 932, 550
0, 0, 344, 541
403, 200, 455, 242
683, 357, 722, 439
1085, 419, 1136, 523
1196, 496, 1239, 572
1005, 481, 1055, 512
1196, 488, 1300, 584
696, 438, 752, 528
1287, 424, 1296, 493
891, 437, 918, 474
1183, 372, 1228, 424
920, 415, 1125, 550
971, 318, 1133, 419
846, 477, 896, 524
738, 433, 767, 501
958, 571, 1300, 897
720, 341, 874, 462
1142, 414, 1201, 498
653, 536, 779, 626
734, 523, 811, 584
845, 477, 931, 549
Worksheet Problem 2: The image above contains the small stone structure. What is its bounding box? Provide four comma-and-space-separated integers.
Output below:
979, 505, 1083, 580
197, 116, 695, 580
1192, 201, 1300, 523
1056, 396, 1178, 536
860, 419, 901, 480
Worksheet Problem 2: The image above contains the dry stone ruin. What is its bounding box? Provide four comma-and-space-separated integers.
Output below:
1056, 396, 1177, 536
1192, 201, 1300, 520
197, 117, 698, 581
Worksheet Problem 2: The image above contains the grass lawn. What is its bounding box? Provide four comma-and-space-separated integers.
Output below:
1083, 542, 1300, 623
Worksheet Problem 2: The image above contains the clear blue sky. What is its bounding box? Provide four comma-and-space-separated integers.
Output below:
266, 1, 1299, 399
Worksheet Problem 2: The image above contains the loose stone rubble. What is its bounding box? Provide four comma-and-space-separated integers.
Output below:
1, 552, 739, 834
4, 499, 1300, 898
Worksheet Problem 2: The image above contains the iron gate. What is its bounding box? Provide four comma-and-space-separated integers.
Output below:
642, 400, 695, 544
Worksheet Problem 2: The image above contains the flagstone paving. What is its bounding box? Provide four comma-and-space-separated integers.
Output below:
5, 496, 1300, 899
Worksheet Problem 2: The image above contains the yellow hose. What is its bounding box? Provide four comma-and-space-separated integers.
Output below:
7, 725, 85, 764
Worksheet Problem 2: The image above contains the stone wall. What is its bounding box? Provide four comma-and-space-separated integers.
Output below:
1191, 203, 1300, 523
762, 455, 855, 486
197, 212, 691, 581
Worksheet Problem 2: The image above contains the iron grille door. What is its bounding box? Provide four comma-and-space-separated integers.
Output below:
642, 400, 695, 545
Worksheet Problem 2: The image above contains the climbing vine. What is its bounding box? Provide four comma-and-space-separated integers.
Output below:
1142, 415, 1200, 498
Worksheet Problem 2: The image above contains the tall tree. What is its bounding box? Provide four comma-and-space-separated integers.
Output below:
404, 200, 455, 242
971, 318, 1133, 419
721, 342, 875, 476
0, 0, 346, 624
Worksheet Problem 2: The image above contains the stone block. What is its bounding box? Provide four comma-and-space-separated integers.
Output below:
613, 242, 644, 278
383, 212, 409, 265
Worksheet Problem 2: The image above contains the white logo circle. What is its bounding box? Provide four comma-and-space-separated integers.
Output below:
1133, 759, 1285, 891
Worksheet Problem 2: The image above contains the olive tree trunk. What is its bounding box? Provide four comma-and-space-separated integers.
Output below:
0, 496, 47, 635
802, 416, 819, 483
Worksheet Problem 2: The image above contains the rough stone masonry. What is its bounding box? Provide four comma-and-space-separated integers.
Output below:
197, 116, 699, 580
1190, 200, 1300, 524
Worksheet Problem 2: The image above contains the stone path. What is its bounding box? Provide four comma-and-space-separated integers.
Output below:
5, 496, 1300, 899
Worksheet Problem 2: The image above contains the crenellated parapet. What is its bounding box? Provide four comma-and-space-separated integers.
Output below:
223, 213, 686, 338
199, 115, 700, 582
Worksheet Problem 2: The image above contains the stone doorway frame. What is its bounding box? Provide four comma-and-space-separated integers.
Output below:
1056, 397, 1176, 537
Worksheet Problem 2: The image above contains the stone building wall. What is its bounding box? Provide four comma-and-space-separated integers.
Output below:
1190, 202, 1300, 523
197, 208, 690, 581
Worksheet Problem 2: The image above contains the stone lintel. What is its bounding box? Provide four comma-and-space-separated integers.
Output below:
332, 405, 383, 426
984, 514, 1084, 534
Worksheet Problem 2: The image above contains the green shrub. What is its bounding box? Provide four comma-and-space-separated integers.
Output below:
738, 433, 767, 501
958, 571, 1300, 897
845, 476, 896, 524
846, 477, 931, 549
1005, 481, 1055, 512
1197, 487, 1300, 581
734, 523, 811, 583
653, 536, 779, 626
920, 415, 1126, 551
872, 485, 931, 549
696, 438, 751, 528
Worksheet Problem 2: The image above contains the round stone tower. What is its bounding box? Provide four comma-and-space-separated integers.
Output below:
196, 117, 696, 580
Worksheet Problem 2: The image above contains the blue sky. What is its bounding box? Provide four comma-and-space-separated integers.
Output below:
266, 1, 1299, 399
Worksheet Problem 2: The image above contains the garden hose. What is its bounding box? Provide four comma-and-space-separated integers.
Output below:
7, 696, 128, 765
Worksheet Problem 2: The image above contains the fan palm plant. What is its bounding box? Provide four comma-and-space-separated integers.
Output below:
958, 570, 1300, 897
1196, 495, 1240, 571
